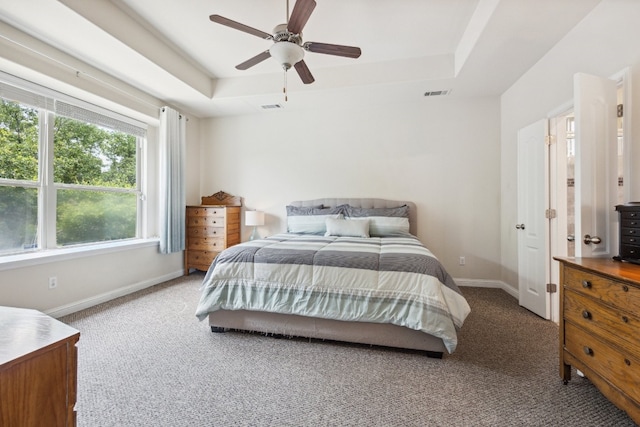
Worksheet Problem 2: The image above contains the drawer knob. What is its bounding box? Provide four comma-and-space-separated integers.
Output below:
622, 285, 629, 292
625, 359, 631, 366
582, 310, 592, 320
583, 346, 593, 356
582, 280, 592, 289
622, 315, 629, 323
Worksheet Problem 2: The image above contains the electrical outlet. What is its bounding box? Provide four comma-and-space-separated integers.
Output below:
48, 276, 58, 289
459, 256, 466, 266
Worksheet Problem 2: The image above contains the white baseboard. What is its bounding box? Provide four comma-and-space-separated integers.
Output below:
455, 278, 518, 300
45, 270, 185, 318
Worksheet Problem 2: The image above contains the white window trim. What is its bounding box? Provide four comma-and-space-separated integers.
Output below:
0, 238, 160, 272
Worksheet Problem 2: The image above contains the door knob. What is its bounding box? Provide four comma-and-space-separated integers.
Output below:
583, 234, 602, 245
567, 235, 575, 242
515, 224, 525, 230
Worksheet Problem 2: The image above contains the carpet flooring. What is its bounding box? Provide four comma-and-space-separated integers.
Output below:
60, 273, 637, 426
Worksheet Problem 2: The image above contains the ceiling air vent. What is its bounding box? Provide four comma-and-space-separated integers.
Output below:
261, 104, 284, 110
424, 89, 451, 97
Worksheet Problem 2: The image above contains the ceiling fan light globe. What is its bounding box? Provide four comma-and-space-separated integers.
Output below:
269, 42, 304, 70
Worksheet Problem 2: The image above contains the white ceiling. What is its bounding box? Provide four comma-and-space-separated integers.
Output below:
0, 0, 603, 118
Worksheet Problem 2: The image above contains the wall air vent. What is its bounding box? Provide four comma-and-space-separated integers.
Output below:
261, 104, 284, 110
424, 89, 451, 97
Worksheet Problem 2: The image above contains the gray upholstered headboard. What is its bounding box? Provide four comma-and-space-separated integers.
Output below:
289, 198, 417, 236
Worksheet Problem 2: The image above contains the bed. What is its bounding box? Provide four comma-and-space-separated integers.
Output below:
195, 198, 470, 357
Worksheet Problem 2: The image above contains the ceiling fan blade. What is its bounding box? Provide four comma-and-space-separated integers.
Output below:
236, 51, 271, 70
210, 15, 272, 39
294, 60, 315, 84
304, 42, 361, 59
287, 0, 316, 34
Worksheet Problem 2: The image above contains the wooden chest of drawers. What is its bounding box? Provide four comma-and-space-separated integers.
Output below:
184, 205, 240, 274
1, 306, 80, 427
615, 203, 640, 264
556, 257, 640, 424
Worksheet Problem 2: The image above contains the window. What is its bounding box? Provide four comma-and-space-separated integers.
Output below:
0, 77, 146, 256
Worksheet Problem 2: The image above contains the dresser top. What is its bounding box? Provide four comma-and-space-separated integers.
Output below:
554, 257, 640, 285
0, 306, 79, 366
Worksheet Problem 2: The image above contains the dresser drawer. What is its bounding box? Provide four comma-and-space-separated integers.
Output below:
622, 228, 640, 237
564, 322, 640, 403
187, 250, 218, 267
187, 226, 225, 238
187, 215, 227, 228
620, 244, 640, 259
621, 235, 640, 245
187, 207, 226, 218
187, 237, 225, 251
564, 289, 640, 354
564, 267, 640, 313
621, 210, 640, 221
622, 219, 640, 228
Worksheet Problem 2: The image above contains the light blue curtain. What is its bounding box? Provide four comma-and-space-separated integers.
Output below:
159, 106, 186, 254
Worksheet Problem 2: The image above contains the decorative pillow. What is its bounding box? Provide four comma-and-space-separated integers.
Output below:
286, 205, 346, 235
285, 205, 324, 215
325, 218, 370, 238
344, 205, 411, 237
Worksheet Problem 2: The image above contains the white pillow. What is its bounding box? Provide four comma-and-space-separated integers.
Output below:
325, 218, 370, 238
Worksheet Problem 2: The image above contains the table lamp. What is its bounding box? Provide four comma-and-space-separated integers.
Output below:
245, 210, 265, 241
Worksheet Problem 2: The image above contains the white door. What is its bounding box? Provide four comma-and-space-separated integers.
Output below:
573, 73, 618, 258
517, 119, 549, 319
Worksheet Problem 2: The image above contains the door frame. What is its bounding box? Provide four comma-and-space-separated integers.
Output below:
547, 101, 573, 324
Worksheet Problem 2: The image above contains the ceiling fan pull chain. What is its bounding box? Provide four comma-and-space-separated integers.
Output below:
283, 70, 288, 102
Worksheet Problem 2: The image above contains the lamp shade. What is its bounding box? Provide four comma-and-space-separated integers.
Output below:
269, 42, 304, 70
245, 210, 265, 227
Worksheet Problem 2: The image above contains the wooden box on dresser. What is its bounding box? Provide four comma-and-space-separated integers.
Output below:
555, 257, 640, 424
185, 205, 241, 274
0, 306, 80, 427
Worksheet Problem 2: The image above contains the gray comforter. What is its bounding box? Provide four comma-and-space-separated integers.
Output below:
196, 233, 471, 353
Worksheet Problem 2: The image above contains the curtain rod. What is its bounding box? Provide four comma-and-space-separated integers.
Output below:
160, 106, 188, 121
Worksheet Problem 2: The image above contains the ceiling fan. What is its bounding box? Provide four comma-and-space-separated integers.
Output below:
209, 0, 362, 86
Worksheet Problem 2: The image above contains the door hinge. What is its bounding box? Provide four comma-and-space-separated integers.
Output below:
617, 104, 623, 118
545, 209, 557, 219
545, 135, 555, 145
546, 283, 557, 293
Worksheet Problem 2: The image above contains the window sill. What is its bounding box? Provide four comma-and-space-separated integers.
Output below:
0, 238, 161, 272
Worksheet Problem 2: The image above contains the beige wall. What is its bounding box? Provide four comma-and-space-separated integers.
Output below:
199, 96, 502, 280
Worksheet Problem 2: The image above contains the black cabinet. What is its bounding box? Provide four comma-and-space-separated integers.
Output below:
614, 203, 640, 264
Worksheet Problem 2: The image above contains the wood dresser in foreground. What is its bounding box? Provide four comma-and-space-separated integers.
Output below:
556, 257, 640, 424
0, 306, 80, 427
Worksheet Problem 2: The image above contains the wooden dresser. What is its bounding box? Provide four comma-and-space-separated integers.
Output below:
0, 306, 80, 427
185, 204, 241, 274
556, 257, 640, 424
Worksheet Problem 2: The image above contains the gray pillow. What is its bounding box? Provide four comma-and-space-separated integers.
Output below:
344, 205, 410, 237
286, 205, 347, 234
